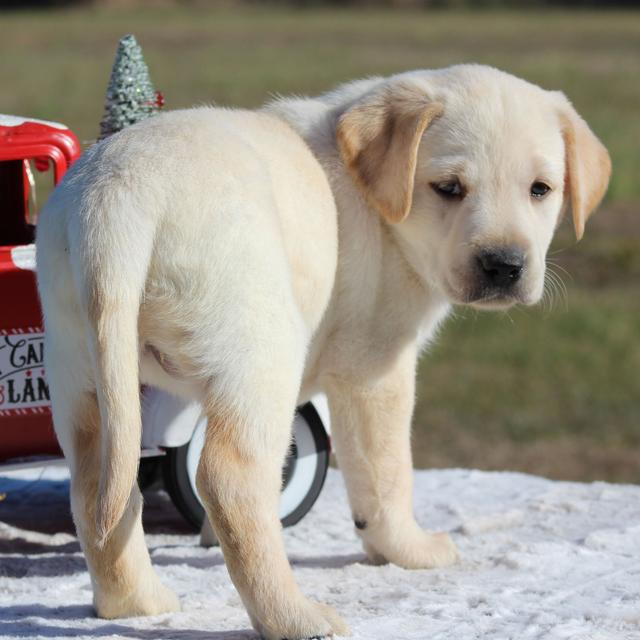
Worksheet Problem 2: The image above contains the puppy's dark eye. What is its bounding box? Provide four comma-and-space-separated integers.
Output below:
431, 179, 465, 200
530, 181, 551, 198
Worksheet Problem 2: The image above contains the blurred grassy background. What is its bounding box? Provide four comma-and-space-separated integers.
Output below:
1, 5, 638, 482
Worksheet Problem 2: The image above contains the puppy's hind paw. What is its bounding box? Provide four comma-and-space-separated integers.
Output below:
254, 598, 350, 640
314, 602, 351, 637
95, 580, 180, 619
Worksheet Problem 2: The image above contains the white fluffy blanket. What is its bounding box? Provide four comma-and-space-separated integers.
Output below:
1, 466, 639, 639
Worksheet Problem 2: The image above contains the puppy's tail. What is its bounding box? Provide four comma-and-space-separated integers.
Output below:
74, 189, 155, 546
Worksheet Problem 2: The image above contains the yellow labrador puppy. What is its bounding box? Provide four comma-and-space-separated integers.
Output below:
36, 64, 610, 639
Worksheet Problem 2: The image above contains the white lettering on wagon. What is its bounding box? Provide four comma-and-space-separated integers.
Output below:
0, 332, 50, 410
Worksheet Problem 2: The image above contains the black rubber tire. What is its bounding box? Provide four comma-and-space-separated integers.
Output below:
137, 457, 163, 492
162, 402, 330, 532
281, 402, 330, 528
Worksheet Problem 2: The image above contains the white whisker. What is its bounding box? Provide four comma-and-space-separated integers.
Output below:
544, 263, 569, 312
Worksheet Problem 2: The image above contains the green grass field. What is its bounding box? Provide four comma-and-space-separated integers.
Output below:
1, 5, 638, 482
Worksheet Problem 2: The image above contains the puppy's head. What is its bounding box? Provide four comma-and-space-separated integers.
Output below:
337, 65, 611, 309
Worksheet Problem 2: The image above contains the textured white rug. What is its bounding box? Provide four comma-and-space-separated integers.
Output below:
1, 466, 639, 640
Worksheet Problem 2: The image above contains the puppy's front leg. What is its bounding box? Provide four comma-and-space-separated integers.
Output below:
325, 345, 458, 570
196, 411, 349, 640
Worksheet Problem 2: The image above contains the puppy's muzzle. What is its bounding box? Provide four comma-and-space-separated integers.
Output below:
475, 247, 525, 290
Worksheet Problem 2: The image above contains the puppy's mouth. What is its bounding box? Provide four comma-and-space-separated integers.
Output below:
467, 291, 521, 310
443, 279, 532, 310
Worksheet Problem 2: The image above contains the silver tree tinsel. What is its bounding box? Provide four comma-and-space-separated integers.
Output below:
99, 34, 162, 140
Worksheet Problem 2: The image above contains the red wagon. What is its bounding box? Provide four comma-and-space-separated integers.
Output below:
0, 116, 81, 462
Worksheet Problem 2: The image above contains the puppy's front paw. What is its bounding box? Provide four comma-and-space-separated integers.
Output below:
405, 531, 459, 569
364, 528, 458, 570
252, 598, 350, 640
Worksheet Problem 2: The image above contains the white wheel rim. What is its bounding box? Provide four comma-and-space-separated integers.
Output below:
186, 412, 320, 521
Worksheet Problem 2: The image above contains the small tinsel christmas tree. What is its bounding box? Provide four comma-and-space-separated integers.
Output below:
99, 34, 163, 140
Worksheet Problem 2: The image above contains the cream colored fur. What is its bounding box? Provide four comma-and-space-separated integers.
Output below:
36, 64, 610, 639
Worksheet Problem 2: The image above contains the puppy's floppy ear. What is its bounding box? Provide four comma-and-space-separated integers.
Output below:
337, 81, 442, 224
556, 94, 611, 241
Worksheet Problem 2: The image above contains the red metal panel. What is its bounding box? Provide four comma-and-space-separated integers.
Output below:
0, 118, 80, 462
0, 253, 59, 460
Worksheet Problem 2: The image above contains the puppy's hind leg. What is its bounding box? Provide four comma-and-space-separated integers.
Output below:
196, 361, 349, 639
66, 391, 180, 618
44, 325, 179, 619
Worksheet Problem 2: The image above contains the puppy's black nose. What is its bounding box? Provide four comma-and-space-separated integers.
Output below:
477, 248, 524, 287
